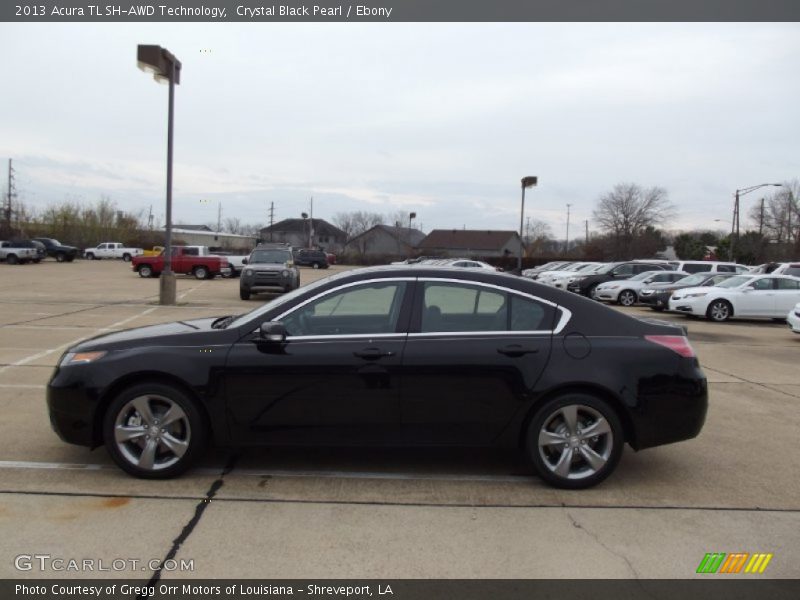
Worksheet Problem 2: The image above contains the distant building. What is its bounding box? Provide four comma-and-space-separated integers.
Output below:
418, 229, 523, 258
173, 224, 214, 232
166, 227, 257, 250
345, 225, 426, 258
260, 218, 347, 253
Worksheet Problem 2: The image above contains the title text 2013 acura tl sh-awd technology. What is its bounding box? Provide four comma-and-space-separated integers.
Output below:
47, 267, 707, 489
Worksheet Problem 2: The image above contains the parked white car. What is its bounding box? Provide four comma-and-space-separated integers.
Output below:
548, 263, 606, 289
669, 274, 800, 322
84, 242, 143, 262
441, 259, 501, 271
788, 302, 800, 334
595, 270, 688, 306
537, 262, 602, 287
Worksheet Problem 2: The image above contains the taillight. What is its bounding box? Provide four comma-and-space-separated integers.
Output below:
645, 335, 696, 358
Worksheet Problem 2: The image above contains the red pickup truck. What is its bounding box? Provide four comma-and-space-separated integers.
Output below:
131, 246, 231, 280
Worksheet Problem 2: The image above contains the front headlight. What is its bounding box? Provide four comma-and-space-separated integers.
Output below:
281, 270, 289, 277
60, 351, 106, 366
245, 269, 253, 276
572, 276, 587, 283
686, 292, 708, 298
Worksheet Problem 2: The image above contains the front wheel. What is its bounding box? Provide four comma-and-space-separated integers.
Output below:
55, 252, 66, 263
239, 288, 251, 300
618, 290, 637, 307
6, 254, 18, 265
707, 299, 732, 322
526, 394, 623, 489
123, 254, 132, 262
312, 262, 320, 269
102, 383, 207, 479
86, 253, 95, 260
138, 265, 153, 278
194, 266, 209, 280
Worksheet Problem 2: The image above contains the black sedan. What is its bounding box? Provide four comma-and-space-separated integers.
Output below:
47, 267, 707, 489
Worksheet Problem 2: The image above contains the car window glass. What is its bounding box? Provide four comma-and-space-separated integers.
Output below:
784, 267, 800, 277
510, 295, 553, 331
717, 265, 734, 272
282, 282, 407, 336
683, 263, 711, 273
751, 278, 773, 290
613, 265, 634, 276
422, 283, 507, 332
776, 279, 800, 290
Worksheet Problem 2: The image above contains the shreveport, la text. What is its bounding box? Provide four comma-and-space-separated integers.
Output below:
16, 584, 394, 597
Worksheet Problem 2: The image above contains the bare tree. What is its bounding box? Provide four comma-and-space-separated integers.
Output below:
332, 212, 356, 240
747, 180, 799, 245
224, 217, 243, 235
593, 183, 674, 259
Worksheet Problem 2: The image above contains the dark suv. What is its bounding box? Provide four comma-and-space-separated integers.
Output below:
567, 261, 671, 298
239, 245, 300, 300
32, 237, 79, 262
293, 248, 329, 269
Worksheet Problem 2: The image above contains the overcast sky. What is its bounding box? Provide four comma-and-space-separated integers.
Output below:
1, 22, 798, 238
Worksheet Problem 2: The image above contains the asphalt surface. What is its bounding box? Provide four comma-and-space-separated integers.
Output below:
0, 260, 798, 580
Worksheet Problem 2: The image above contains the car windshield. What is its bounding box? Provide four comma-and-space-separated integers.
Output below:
250, 250, 290, 264
594, 263, 618, 274
716, 275, 753, 289
676, 273, 708, 286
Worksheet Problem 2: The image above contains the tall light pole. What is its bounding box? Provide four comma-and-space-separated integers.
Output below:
565, 203, 572, 255
137, 45, 181, 305
730, 183, 782, 261
408, 211, 416, 229
519, 176, 538, 272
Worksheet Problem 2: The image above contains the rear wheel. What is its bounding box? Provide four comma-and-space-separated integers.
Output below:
194, 266, 209, 280
56, 252, 66, 263
86, 253, 95, 260
526, 393, 623, 489
618, 290, 637, 307
103, 383, 206, 479
707, 299, 732, 322
6, 254, 18, 265
312, 262, 320, 269
123, 254, 132, 262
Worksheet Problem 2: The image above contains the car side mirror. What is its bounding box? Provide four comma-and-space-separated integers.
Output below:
259, 322, 287, 343
242, 258, 248, 265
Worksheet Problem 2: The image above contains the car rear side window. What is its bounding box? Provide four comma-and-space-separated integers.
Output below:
776, 279, 800, 290
784, 266, 800, 277
421, 282, 555, 333
683, 263, 713, 273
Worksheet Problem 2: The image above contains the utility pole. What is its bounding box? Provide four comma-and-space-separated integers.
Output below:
565, 204, 572, 254
5, 159, 15, 229
309, 196, 314, 248
147, 205, 154, 230
216, 203, 222, 233
585, 220, 589, 244
759, 198, 764, 236
268, 202, 275, 242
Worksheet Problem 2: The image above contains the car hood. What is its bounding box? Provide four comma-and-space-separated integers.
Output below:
70, 317, 223, 351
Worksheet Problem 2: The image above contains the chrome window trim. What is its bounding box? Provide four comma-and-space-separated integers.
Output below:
261, 275, 572, 338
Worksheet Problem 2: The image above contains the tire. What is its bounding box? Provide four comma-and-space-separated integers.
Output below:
239, 288, 251, 300
86, 253, 95, 261
651, 306, 664, 312
312, 262, 320, 269
587, 283, 599, 299
123, 254, 131, 262
56, 252, 66, 263
138, 265, 154, 278
618, 290, 637, 307
6, 254, 18, 265
526, 393, 623, 489
706, 299, 732, 322
102, 382, 207, 479
33, 259, 41, 264
194, 266, 209, 280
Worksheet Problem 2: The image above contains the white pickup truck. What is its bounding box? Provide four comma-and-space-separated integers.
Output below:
84, 242, 144, 262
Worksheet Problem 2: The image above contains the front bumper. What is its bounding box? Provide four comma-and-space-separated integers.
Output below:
788, 310, 800, 333
47, 366, 101, 448
639, 291, 672, 309
241, 270, 297, 293
595, 289, 619, 302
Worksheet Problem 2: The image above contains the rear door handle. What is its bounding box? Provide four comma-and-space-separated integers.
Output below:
353, 347, 395, 360
497, 344, 539, 357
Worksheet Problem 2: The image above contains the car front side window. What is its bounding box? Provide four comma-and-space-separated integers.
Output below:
281, 281, 407, 337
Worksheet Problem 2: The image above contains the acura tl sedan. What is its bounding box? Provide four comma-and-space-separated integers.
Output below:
47, 267, 708, 489
669, 274, 800, 322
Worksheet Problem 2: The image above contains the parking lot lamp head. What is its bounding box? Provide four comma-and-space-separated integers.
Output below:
519, 176, 538, 272
137, 44, 181, 305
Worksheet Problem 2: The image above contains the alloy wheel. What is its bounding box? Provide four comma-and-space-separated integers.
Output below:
619, 290, 636, 306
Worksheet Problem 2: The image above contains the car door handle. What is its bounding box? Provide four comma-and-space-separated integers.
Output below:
497, 344, 539, 357
353, 348, 395, 360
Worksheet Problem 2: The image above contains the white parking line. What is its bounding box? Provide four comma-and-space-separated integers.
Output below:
0, 384, 46, 389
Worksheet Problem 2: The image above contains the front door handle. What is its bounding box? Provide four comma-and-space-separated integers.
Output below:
497, 344, 539, 357
353, 347, 395, 360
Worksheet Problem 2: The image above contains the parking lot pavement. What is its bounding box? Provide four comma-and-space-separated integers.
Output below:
0, 261, 798, 579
